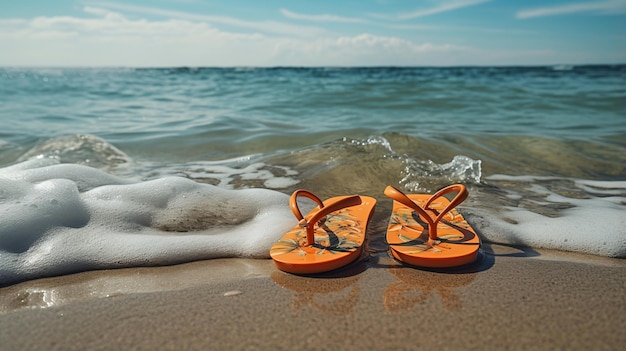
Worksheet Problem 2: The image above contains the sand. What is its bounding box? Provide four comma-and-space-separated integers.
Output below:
1, 244, 624, 351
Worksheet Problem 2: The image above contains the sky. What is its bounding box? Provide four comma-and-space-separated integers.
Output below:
0, 0, 624, 67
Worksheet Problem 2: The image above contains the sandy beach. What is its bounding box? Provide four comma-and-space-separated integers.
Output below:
1, 243, 624, 351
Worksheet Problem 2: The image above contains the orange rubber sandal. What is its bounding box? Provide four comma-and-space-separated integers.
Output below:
270, 190, 376, 274
384, 184, 480, 268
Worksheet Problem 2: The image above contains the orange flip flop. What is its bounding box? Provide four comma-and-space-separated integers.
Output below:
384, 184, 480, 268
270, 190, 376, 274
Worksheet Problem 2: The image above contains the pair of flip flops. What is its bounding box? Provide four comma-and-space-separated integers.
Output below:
270, 184, 481, 274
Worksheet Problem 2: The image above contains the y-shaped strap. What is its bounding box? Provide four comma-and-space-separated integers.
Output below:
290, 190, 363, 246
384, 184, 468, 243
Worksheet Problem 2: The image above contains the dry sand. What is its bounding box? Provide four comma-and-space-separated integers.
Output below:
1, 244, 624, 350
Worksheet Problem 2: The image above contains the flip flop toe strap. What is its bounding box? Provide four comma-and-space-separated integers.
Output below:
384, 184, 468, 242
384, 185, 435, 231
424, 184, 468, 225
289, 190, 363, 246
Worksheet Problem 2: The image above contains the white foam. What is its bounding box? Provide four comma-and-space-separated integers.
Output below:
153, 161, 300, 189
467, 175, 626, 258
0, 160, 296, 286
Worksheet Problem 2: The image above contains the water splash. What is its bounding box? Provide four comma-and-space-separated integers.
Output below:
345, 136, 393, 153
348, 136, 483, 190
400, 155, 482, 192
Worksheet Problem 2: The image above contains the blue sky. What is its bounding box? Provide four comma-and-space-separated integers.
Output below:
0, 0, 624, 66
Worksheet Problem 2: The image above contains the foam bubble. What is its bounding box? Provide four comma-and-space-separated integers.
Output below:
466, 175, 626, 258
137, 160, 300, 190
0, 160, 296, 286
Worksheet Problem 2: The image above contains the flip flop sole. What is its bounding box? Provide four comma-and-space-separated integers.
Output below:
387, 194, 480, 268
271, 196, 376, 274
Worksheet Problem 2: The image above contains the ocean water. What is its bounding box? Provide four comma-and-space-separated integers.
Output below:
0, 66, 624, 285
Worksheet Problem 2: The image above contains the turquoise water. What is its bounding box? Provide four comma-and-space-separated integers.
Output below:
1, 65, 624, 184
1, 66, 624, 149
0, 65, 625, 285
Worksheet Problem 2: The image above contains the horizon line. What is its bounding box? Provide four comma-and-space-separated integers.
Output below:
1, 62, 624, 69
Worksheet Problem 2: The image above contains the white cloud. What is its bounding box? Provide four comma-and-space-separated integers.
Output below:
82, 6, 120, 18
11, 8, 227, 39
86, 1, 325, 37
279, 8, 367, 23
2, 3, 602, 67
516, 0, 626, 19
392, 0, 491, 20
0, 7, 267, 66
269, 34, 469, 66
0, 7, 475, 67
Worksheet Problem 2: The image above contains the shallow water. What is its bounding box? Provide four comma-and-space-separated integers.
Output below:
0, 66, 624, 285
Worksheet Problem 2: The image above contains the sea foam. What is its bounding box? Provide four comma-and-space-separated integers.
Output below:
0, 159, 296, 286
465, 175, 626, 258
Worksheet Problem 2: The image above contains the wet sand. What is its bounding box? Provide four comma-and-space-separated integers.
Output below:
1, 244, 624, 351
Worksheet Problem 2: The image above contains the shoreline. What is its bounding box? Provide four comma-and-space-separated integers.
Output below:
1, 245, 624, 350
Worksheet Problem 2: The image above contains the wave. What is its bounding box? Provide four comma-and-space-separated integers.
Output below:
0, 159, 296, 286
1, 133, 624, 285
466, 175, 626, 258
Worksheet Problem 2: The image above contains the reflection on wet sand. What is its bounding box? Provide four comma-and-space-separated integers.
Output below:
383, 267, 476, 312
0, 258, 275, 314
271, 272, 361, 315
2, 251, 491, 316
